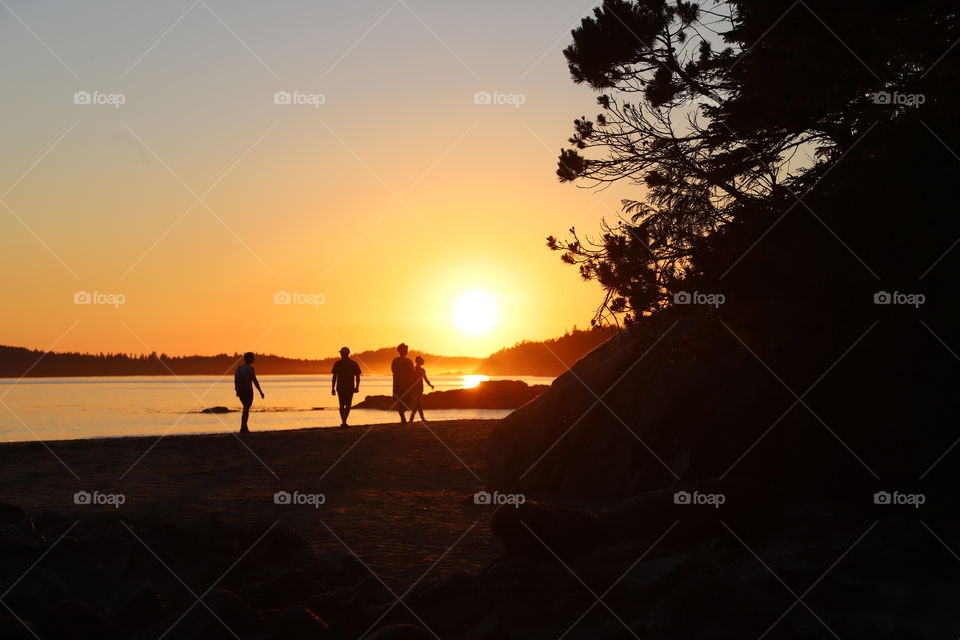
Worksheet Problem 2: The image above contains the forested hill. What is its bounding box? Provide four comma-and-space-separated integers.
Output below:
474, 326, 618, 376
0, 330, 618, 379
0, 346, 482, 378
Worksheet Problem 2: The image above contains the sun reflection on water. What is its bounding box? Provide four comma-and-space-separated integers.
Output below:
461, 375, 489, 389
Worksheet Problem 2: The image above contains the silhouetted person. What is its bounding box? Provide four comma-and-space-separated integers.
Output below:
234, 352, 264, 434
391, 343, 414, 424
331, 346, 360, 428
408, 355, 434, 422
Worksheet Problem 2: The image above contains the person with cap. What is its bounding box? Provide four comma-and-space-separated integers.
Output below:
331, 346, 361, 428
234, 351, 264, 434
391, 343, 415, 424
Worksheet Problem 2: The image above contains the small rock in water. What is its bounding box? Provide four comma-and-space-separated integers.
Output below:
199, 406, 232, 414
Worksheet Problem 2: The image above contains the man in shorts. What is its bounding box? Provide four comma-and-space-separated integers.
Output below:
331, 346, 361, 428
234, 352, 265, 434
391, 343, 415, 424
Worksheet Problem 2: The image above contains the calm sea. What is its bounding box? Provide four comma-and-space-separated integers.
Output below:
0, 374, 553, 443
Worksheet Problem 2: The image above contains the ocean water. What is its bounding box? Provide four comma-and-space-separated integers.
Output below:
0, 374, 553, 443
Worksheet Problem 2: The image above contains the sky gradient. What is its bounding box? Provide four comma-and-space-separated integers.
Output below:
0, 0, 634, 358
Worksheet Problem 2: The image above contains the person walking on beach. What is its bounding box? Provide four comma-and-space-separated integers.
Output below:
408, 355, 434, 423
234, 352, 264, 434
331, 346, 360, 428
391, 343, 415, 424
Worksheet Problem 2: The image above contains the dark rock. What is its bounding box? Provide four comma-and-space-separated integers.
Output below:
205, 589, 264, 632
240, 529, 313, 578
408, 570, 485, 632
248, 569, 326, 609
1, 592, 46, 627
7, 568, 70, 604
113, 583, 167, 631
0, 502, 25, 525
461, 613, 510, 640
176, 589, 264, 640
0, 614, 37, 640
0, 517, 41, 541
264, 604, 330, 639
367, 624, 434, 639
199, 406, 232, 413
34, 510, 67, 531
312, 551, 366, 587
43, 600, 120, 640
353, 380, 548, 410
491, 500, 603, 560
302, 592, 367, 636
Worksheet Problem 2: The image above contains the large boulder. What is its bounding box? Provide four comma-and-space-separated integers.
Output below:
487, 310, 942, 501
490, 501, 603, 561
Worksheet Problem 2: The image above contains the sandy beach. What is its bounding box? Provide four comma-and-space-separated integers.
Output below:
0, 420, 501, 589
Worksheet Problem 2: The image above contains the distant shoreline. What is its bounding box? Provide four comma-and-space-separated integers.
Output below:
0, 328, 615, 379
0, 371, 497, 379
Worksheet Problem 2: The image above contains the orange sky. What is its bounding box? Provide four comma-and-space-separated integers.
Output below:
0, 1, 634, 358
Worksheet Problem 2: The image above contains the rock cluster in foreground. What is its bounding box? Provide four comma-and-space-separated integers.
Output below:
3, 490, 954, 639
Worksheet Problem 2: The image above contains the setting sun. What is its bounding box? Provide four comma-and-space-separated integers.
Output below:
453, 290, 498, 335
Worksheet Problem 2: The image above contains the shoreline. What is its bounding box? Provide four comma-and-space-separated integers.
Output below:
0, 416, 508, 447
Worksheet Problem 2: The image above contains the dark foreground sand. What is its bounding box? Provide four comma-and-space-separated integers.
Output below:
0, 420, 500, 589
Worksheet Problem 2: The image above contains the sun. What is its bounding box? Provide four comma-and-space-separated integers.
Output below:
453, 290, 498, 335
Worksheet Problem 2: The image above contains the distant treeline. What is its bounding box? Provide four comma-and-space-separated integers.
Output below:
0, 328, 616, 379
474, 326, 618, 376
0, 346, 480, 378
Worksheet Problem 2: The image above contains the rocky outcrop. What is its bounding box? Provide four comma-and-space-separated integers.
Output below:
353, 380, 548, 411
488, 308, 957, 501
